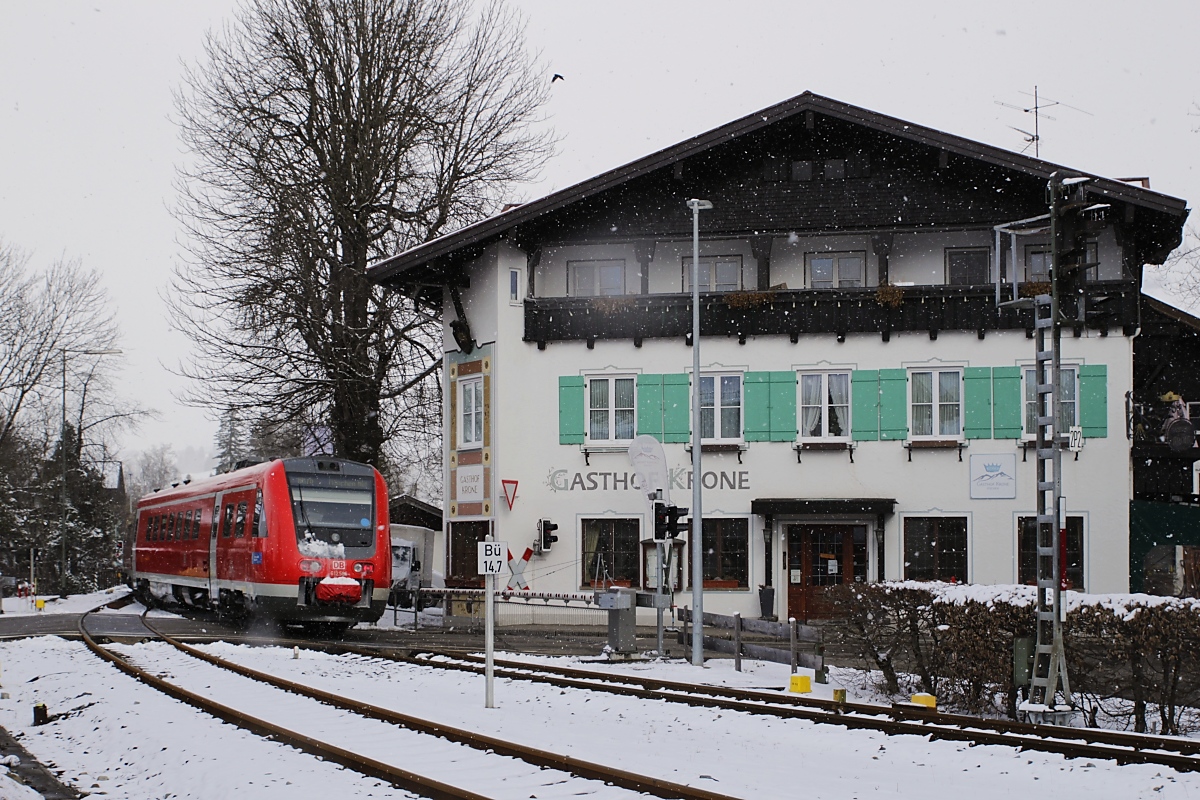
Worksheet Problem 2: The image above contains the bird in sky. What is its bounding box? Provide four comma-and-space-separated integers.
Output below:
551, 73, 564, 83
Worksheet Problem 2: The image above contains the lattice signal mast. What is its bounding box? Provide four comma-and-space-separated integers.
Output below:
1025, 173, 1107, 721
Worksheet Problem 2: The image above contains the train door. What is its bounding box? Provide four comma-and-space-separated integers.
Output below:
209, 493, 226, 596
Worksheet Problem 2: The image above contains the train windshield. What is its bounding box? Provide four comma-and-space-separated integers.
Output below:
288, 473, 375, 550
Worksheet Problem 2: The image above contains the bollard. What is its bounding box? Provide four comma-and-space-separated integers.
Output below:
33, 703, 48, 726
789, 617, 797, 674
833, 688, 847, 704
292, 646, 299, 660
788, 674, 811, 694
733, 612, 742, 672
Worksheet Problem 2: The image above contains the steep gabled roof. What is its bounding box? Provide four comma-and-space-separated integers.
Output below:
368, 91, 1188, 287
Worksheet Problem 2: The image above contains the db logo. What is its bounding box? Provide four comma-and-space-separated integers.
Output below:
331, 560, 346, 571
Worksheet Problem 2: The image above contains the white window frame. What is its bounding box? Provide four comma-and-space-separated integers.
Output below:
585, 375, 637, 444
682, 255, 745, 293
797, 372, 852, 441
509, 267, 523, 305
806, 251, 866, 289
568, 259, 626, 297
945, 247, 991, 286
698, 373, 743, 443
1025, 245, 1052, 283
458, 376, 484, 449
908, 368, 963, 441
1022, 364, 1079, 440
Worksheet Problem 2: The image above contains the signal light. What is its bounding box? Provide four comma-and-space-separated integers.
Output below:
668, 505, 688, 538
654, 502, 670, 539
538, 519, 559, 552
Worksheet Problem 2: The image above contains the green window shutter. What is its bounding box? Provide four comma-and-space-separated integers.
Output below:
992, 366, 1022, 439
851, 370, 879, 441
636, 374, 664, 440
663, 374, 691, 443
743, 372, 772, 442
558, 376, 585, 444
879, 369, 908, 441
769, 371, 798, 442
1079, 364, 1108, 438
963, 367, 993, 439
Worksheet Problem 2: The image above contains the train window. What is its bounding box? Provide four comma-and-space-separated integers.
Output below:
165, 513, 175, 541
154, 515, 162, 541
173, 512, 182, 541
222, 503, 234, 537
253, 491, 265, 538
235, 501, 248, 538
183, 510, 193, 540
193, 510, 203, 540
145, 516, 152, 541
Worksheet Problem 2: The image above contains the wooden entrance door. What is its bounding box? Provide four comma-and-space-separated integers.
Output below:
786, 524, 867, 621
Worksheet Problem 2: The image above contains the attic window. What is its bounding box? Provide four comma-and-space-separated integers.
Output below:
823, 159, 845, 180
791, 160, 815, 181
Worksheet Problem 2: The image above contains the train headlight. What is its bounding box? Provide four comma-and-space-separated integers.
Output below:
353, 563, 363, 574
299, 559, 322, 574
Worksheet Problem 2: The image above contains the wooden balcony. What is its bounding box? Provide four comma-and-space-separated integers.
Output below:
524, 281, 1138, 347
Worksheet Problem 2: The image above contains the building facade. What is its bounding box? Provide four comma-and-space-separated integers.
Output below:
369, 92, 1187, 620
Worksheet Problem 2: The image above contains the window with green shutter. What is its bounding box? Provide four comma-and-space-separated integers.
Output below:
1078, 364, 1107, 438
851, 370, 879, 441
558, 376, 585, 444
663, 374, 691, 443
992, 366, 1022, 439
879, 369, 908, 440
963, 367, 993, 439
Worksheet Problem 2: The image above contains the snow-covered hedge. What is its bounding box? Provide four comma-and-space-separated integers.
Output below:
831, 582, 1200, 733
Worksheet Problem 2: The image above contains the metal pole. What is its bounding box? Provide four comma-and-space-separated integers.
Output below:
687, 198, 711, 667
656, 541, 665, 656
733, 612, 742, 672
485, 547, 495, 708
60, 350, 67, 589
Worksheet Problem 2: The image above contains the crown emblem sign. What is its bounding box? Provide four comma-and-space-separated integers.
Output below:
984, 463, 1001, 472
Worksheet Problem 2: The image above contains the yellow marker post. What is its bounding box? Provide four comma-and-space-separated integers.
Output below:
35, 599, 44, 612
832, 688, 847, 703
788, 674, 812, 694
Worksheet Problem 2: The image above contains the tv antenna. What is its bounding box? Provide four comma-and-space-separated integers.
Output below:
995, 86, 1092, 158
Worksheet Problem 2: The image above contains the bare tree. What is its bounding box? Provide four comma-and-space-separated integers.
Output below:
129, 444, 180, 499
0, 242, 127, 450
171, 0, 553, 474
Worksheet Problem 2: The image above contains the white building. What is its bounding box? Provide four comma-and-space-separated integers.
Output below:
369, 92, 1187, 621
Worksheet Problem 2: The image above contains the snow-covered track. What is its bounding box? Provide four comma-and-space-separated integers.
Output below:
80, 610, 744, 800
362, 648, 1200, 774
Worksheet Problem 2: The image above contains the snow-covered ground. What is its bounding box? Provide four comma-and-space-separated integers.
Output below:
0, 632, 1195, 799
0, 587, 131, 617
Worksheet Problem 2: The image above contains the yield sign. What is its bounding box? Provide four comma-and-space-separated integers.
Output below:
501, 479, 518, 510
506, 547, 532, 591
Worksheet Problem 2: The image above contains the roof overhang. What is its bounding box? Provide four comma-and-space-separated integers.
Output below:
368, 91, 1189, 290
750, 498, 898, 517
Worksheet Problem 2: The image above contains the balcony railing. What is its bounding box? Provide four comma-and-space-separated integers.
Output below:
524, 281, 1138, 346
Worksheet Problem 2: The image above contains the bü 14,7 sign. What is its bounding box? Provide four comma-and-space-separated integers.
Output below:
477, 541, 508, 575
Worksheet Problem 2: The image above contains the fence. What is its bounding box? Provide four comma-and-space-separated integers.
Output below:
677, 607, 825, 672
390, 587, 608, 630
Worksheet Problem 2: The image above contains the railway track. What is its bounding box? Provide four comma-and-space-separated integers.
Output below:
325, 646, 1200, 774
79, 610, 745, 800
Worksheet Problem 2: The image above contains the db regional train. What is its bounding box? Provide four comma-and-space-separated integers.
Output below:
125, 457, 390, 630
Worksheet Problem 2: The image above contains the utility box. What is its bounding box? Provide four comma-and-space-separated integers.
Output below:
1013, 636, 1035, 687
597, 588, 637, 655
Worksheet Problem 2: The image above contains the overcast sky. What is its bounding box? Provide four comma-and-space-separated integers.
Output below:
1, 0, 1197, 476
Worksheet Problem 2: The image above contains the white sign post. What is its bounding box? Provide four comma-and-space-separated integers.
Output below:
477, 539, 508, 708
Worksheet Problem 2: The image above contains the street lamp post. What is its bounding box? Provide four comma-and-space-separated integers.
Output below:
59, 348, 121, 592
687, 198, 711, 667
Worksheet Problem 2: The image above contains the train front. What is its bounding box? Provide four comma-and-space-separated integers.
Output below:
269, 457, 390, 626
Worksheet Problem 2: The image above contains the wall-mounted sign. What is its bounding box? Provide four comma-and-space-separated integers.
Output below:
969, 453, 1017, 499
545, 467, 750, 493
457, 465, 485, 502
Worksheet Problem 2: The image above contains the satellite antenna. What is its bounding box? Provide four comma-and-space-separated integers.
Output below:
995, 86, 1091, 158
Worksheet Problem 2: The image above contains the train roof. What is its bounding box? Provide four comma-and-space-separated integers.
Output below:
134, 459, 281, 509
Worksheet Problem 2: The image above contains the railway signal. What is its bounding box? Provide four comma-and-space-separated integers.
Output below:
538, 519, 559, 552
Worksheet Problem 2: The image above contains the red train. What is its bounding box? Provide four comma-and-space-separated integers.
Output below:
125, 457, 390, 630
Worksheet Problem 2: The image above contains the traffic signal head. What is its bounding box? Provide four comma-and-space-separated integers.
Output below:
538, 519, 559, 552
653, 502, 669, 539
667, 505, 688, 538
